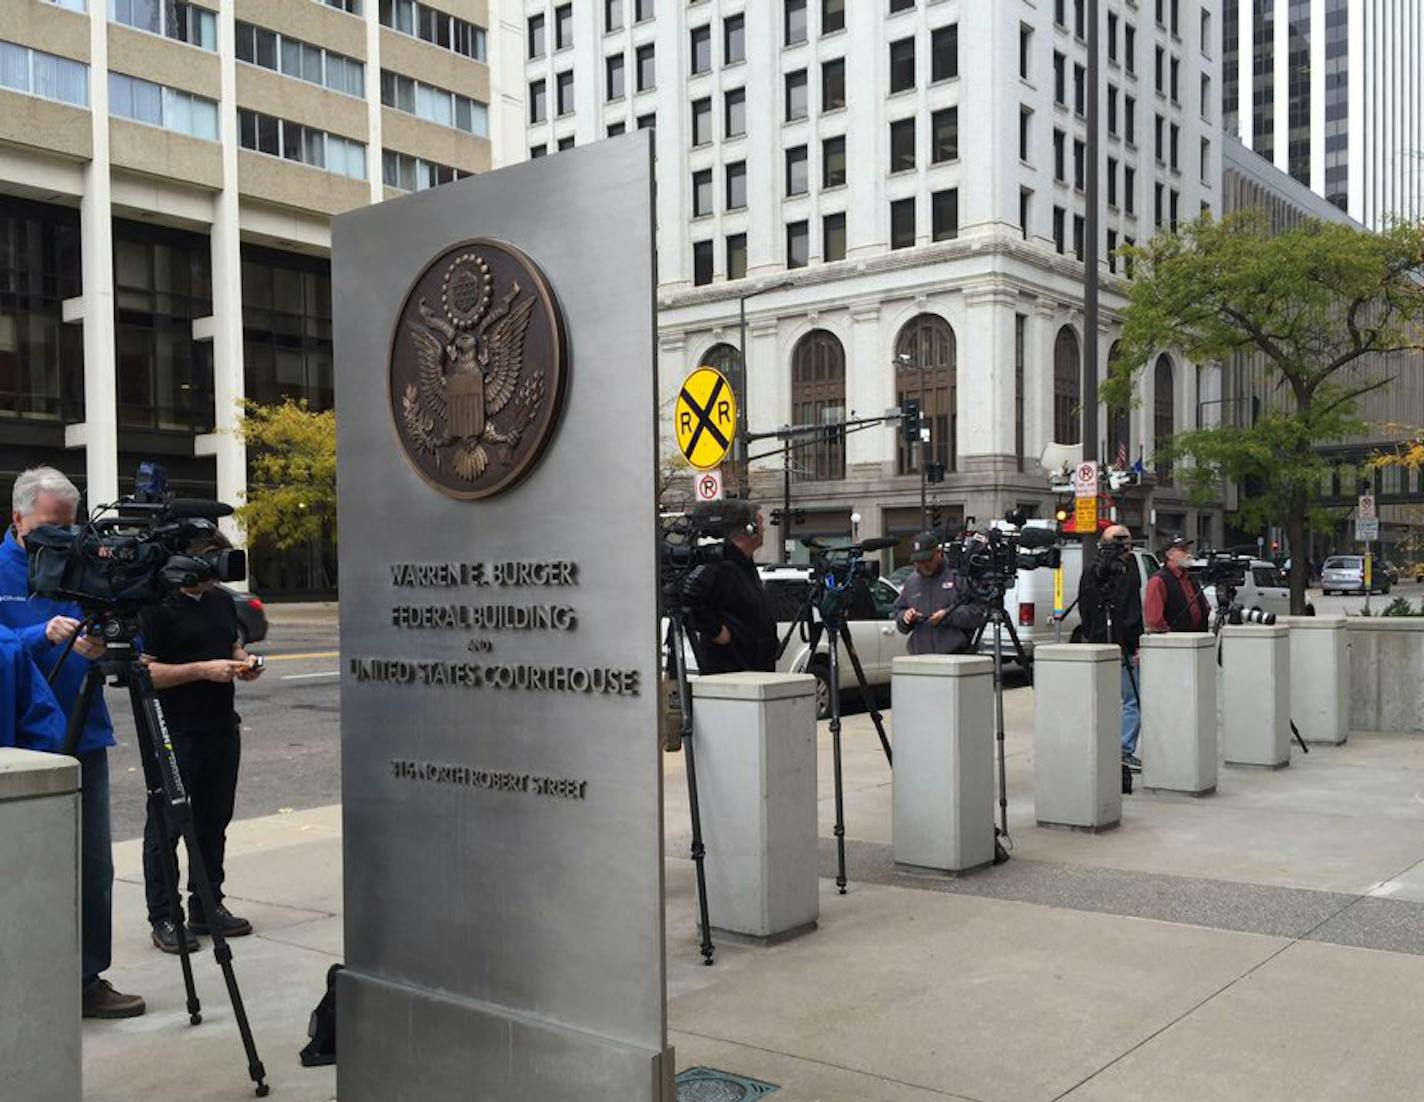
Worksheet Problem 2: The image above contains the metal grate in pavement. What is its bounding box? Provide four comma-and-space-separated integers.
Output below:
676, 1066, 780, 1100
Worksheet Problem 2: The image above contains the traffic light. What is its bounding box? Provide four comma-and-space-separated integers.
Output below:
925, 461, 946, 484
902, 398, 921, 446
1055, 506, 1070, 524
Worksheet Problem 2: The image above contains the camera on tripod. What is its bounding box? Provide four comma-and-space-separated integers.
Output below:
801, 535, 895, 625
1089, 531, 1133, 593
1198, 549, 1277, 630
944, 510, 1061, 603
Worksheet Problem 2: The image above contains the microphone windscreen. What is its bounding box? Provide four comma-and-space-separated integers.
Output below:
858, 536, 900, 552
167, 499, 235, 520
1017, 526, 1059, 549
800, 536, 826, 549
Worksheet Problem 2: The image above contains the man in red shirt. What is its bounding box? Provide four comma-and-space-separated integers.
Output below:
1144, 536, 1212, 633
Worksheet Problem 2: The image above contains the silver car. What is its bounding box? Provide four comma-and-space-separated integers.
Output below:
1321, 555, 1391, 595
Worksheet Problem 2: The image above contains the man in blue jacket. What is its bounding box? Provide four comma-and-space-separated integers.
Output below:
0, 623, 66, 751
2, 467, 145, 1019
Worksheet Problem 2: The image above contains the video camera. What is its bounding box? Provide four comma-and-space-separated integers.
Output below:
1196, 549, 1276, 629
659, 500, 755, 574
801, 535, 897, 627
944, 511, 1061, 603
1089, 530, 1134, 592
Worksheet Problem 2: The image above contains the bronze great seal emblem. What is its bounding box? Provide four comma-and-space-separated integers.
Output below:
389, 240, 568, 500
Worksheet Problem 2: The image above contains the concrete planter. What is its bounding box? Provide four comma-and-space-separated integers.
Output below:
1280, 616, 1350, 745
1347, 618, 1424, 733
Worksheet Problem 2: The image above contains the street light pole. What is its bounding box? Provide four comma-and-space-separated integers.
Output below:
1082, 0, 1101, 558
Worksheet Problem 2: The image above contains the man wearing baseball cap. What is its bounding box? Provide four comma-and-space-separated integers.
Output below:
1144, 535, 1211, 633
893, 530, 985, 656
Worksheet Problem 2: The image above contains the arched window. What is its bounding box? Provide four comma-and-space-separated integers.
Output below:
1106, 341, 1131, 466
1154, 353, 1175, 482
1053, 326, 1081, 445
700, 342, 745, 465
894, 314, 957, 476
791, 329, 845, 482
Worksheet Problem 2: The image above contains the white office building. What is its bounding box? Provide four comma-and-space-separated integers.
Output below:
1221, 0, 1424, 230
514, 0, 1226, 555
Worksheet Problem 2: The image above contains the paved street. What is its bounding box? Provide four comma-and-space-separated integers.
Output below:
106, 607, 342, 841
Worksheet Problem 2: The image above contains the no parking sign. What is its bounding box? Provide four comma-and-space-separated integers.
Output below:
693, 467, 724, 503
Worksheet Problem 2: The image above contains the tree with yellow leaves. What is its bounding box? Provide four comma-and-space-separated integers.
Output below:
234, 398, 337, 554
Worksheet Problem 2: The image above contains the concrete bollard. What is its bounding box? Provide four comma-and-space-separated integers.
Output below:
1221, 624, 1291, 768
1283, 616, 1349, 745
1033, 645, 1121, 832
890, 655, 995, 875
692, 672, 818, 944
1139, 633, 1218, 796
0, 749, 81, 1102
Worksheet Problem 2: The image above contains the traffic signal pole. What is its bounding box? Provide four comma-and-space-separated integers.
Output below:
1082, 0, 1101, 563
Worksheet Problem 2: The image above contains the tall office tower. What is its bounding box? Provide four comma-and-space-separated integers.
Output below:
1222, 0, 1424, 229
0, 0, 497, 593
517, 0, 1224, 551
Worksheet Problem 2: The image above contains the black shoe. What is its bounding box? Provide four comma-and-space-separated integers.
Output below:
150, 919, 199, 955
188, 904, 252, 938
82, 979, 146, 1019
1123, 753, 1142, 771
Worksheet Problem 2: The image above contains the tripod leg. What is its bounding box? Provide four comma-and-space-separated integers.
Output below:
154, 785, 203, 1022
130, 670, 269, 1097
669, 615, 715, 966
991, 615, 1011, 865
837, 622, 892, 768
1290, 719, 1310, 754
828, 636, 848, 893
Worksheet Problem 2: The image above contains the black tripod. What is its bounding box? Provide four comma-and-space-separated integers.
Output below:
663, 599, 716, 966
1102, 597, 1141, 768
58, 613, 269, 1096
970, 593, 1031, 865
780, 570, 894, 893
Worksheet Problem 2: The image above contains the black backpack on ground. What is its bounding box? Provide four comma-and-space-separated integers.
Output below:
299, 963, 343, 1068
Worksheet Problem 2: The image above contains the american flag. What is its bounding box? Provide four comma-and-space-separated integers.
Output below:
1114, 441, 1130, 470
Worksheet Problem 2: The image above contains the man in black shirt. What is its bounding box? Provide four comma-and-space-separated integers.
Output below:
139, 539, 263, 953
682, 500, 777, 675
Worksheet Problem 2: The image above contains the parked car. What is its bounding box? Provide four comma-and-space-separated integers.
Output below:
226, 586, 269, 645
671, 565, 907, 720
1194, 559, 1313, 617
1321, 555, 1392, 595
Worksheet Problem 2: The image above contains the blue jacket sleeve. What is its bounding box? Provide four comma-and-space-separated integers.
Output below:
13, 647, 67, 753
16, 620, 50, 659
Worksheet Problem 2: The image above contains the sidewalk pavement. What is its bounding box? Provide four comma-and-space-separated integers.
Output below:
84, 685, 1424, 1101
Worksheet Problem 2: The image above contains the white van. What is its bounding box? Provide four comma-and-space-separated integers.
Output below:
980, 541, 1161, 665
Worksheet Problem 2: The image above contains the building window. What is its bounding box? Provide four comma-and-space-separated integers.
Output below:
1155, 45, 1165, 93
724, 14, 744, 64
725, 87, 746, 136
725, 160, 747, 208
556, 70, 574, 116
890, 198, 915, 249
1155, 181, 1164, 226
690, 25, 711, 74
378, 0, 487, 61
726, 233, 747, 280
823, 212, 846, 261
1106, 343, 1129, 456
931, 108, 958, 162
1169, 188, 1179, 231
637, 112, 655, 130
1073, 0, 1085, 37
557, 136, 574, 151
1125, 95, 1136, 144
890, 118, 916, 172
1124, 24, 1136, 74
1072, 213, 1084, 260
607, 122, 624, 136
605, 0, 622, 32
1155, 113, 1165, 161
889, 37, 915, 93
380, 70, 487, 135
1170, 122, 1180, 170
932, 24, 958, 82
1019, 24, 1032, 80
1154, 354, 1174, 480
0, 197, 83, 423
606, 54, 625, 101
1019, 188, 1032, 239
791, 330, 846, 481
931, 189, 958, 242
1107, 228, 1119, 272
822, 0, 845, 34
1073, 137, 1085, 188
786, 146, 809, 196
786, 220, 809, 268
634, 0, 653, 22
1108, 12, 1119, 62
1015, 314, 1026, 470
530, 145, 548, 158
1124, 165, 1136, 213
1200, 137, 1211, 182
1053, 129, 1066, 181
1053, 326, 1080, 444
636, 44, 655, 91
528, 80, 546, 123
1108, 85, 1119, 134
239, 109, 367, 178
1054, 51, 1066, 105
554, 3, 572, 50
822, 57, 846, 111
691, 96, 712, 145
823, 136, 846, 187
890, 0, 915, 12
785, 69, 808, 120
1019, 107, 1032, 162
1170, 56, 1180, 103
692, 169, 713, 217
113, 222, 215, 432
1107, 156, 1118, 206
785, 0, 808, 45
237, 24, 366, 97
692, 240, 714, 286
0, 41, 89, 107
110, 72, 219, 140
1052, 205, 1065, 253
381, 149, 468, 191
895, 315, 956, 475
527, 13, 544, 58
111, 0, 216, 51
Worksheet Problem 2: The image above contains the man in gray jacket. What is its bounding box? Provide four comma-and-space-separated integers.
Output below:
893, 531, 986, 655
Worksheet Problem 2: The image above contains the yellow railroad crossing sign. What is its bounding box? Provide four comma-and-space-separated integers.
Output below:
675, 366, 738, 471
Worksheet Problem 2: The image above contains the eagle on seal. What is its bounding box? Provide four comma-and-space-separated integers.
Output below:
402, 253, 537, 482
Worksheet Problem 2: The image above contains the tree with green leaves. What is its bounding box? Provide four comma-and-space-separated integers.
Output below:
1108, 212, 1424, 613
235, 398, 337, 562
